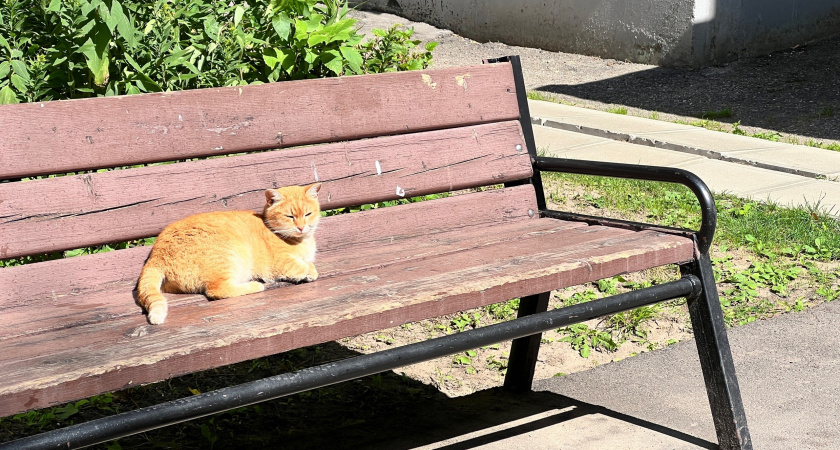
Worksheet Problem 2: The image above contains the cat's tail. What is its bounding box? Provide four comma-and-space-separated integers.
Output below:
137, 264, 168, 325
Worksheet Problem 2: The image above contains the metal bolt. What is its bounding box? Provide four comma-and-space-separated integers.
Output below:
515, 144, 523, 152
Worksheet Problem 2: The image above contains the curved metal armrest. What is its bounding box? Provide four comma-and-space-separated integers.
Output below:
533, 156, 717, 255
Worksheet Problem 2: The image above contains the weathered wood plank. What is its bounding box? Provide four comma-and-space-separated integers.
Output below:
0, 121, 530, 259
0, 63, 518, 179
0, 185, 539, 309
1, 220, 589, 340
0, 224, 694, 416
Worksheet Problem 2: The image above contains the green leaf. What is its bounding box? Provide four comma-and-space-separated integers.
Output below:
53, 403, 79, 420
320, 49, 342, 75
425, 42, 438, 52
163, 47, 192, 67
262, 48, 280, 69
234, 6, 245, 27
0, 61, 10, 78
580, 345, 590, 358
271, 13, 292, 40
110, 0, 138, 48
0, 34, 10, 52
339, 46, 362, 74
307, 33, 330, 47
78, 24, 111, 86
64, 248, 86, 257
46, 0, 61, 12
143, 19, 157, 35
204, 17, 221, 41
0, 86, 19, 104
10, 74, 26, 93
10, 60, 30, 83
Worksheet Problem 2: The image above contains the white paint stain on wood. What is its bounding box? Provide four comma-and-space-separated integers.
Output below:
455, 74, 472, 91
421, 74, 437, 89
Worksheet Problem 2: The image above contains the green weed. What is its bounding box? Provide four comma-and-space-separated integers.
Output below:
452, 350, 478, 374
607, 106, 628, 115
805, 139, 840, 152
485, 298, 520, 320
558, 323, 618, 358
485, 354, 508, 374
451, 312, 481, 332
607, 306, 658, 342
596, 277, 622, 295
556, 289, 598, 307
701, 107, 733, 120
527, 91, 554, 102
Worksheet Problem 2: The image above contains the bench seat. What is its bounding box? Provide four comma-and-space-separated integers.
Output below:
0, 184, 693, 417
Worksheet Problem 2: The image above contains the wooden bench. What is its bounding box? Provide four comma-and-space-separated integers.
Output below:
0, 56, 751, 449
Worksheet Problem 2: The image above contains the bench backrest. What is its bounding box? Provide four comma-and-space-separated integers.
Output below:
0, 61, 538, 319
0, 62, 532, 261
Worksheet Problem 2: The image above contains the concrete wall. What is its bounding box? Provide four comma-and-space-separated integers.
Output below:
355, 0, 840, 68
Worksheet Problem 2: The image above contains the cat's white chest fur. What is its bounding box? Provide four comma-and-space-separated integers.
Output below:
302, 239, 317, 263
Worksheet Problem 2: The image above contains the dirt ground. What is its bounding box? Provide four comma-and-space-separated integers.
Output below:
353, 9, 840, 146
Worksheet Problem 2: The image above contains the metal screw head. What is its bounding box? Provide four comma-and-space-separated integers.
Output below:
515, 144, 523, 152
528, 209, 534, 217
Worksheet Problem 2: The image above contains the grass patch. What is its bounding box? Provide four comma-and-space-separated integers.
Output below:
805, 139, 840, 152
543, 170, 840, 326
701, 107, 733, 120
607, 106, 628, 115
543, 171, 840, 257
527, 91, 555, 102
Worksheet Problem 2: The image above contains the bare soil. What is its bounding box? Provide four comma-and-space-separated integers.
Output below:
354, 9, 840, 146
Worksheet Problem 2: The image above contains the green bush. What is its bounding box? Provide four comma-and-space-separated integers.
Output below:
0, 0, 436, 103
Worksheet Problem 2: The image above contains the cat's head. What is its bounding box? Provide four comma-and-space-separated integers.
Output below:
263, 183, 322, 239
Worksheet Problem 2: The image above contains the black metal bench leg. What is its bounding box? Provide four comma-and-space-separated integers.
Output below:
503, 291, 551, 392
681, 254, 752, 450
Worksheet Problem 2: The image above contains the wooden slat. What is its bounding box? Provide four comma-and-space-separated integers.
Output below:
0, 63, 518, 179
2, 220, 588, 341
0, 121, 531, 259
0, 186, 541, 319
0, 222, 694, 416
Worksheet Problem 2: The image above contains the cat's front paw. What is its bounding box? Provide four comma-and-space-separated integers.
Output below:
147, 304, 168, 325
283, 261, 318, 283
303, 264, 318, 282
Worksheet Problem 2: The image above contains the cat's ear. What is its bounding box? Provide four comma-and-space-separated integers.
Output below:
305, 183, 322, 199
265, 189, 284, 205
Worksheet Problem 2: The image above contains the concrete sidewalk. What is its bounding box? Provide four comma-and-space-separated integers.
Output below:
529, 100, 840, 216
375, 300, 839, 449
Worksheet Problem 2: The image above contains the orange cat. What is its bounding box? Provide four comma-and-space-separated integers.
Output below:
137, 183, 322, 325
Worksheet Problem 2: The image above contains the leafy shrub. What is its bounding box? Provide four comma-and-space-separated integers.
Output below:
0, 0, 436, 103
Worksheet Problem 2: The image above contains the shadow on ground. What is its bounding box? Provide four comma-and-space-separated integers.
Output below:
1, 341, 715, 449
537, 35, 840, 142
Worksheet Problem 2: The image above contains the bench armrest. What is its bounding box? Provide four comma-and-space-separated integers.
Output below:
533, 156, 717, 255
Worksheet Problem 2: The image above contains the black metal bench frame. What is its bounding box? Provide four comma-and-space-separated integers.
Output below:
2, 56, 751, 450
